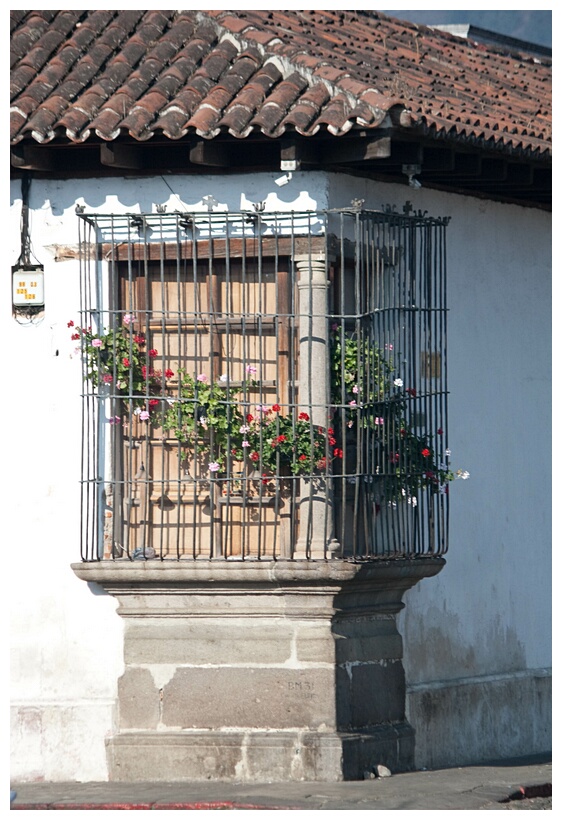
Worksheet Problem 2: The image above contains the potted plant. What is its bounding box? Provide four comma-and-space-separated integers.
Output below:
69, 314, 173, 424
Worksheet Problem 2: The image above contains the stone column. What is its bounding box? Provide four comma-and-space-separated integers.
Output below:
294, 254, 339, 558
72, 558, 444, 782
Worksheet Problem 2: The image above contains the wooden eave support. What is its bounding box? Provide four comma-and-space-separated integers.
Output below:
320, 132, 392, 164
11, 143, 56, 171
420, 151, 481, 179
189, 139, 230, 167
100, 142, 144, 170
279, 138, 318, 170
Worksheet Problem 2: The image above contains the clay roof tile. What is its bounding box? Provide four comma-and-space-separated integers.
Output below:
9, 9, 551, 159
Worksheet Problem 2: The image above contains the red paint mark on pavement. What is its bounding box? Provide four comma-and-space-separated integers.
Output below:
12, 802, 296, 810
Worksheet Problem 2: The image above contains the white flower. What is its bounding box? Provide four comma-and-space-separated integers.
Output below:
458, 470, 470, 480
394, 378, 403, 387
445, 448, 452, 457
239, 425, 250, 434
219, 374, 228, 382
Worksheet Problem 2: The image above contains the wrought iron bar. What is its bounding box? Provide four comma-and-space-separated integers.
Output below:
77, 208, 450, 561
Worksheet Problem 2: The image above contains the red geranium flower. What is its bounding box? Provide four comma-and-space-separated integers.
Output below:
165, 369, 174, 379
250, 451, 259, 462
406, 388, 417, 397
67, 320, 74, 327
272, 404, 281, 412
246, 414, 254, 423
333, 448, 343, 458
148, 399, 159, 407
71, 333, 80, 340
299, 454, 307, 461
421, 448, 431, 457
298, 412, 310, 421
437, 428, 443, 435
277, 435, 286, 443
148, 349, 158, 358
134, 335, 145, 345
122, 357, 130, 367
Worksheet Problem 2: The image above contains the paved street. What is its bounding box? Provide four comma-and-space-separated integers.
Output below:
11, 755, 551, 811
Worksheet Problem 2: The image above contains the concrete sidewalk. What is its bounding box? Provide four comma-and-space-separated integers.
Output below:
10, 755, 552, 810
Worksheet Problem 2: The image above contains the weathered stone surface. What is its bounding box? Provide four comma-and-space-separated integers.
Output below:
162, 667, 336, 730
293, 621, 336, 663
117, 668, 159, 730
107, 732, 247, 782
333, 615, 403, 662
72, 558, 444, 780
336, 660, 406, 728
106, 726, 414, 781
124, 618, 293, 665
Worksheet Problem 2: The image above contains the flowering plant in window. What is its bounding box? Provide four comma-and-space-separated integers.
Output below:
162, 370, 248, 471
162, 370, 336, 477
69, 315, 172, 420
242, 408, 332, 476
330, 327, 468, 499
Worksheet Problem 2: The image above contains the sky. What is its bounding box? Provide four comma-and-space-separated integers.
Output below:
380, 9, 552, 47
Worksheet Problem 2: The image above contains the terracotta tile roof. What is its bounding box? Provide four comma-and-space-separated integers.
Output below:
10, 9, 552, 159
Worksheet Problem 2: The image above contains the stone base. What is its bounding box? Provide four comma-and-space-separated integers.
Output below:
73, 559, 444, 782
107, 725, 415, 782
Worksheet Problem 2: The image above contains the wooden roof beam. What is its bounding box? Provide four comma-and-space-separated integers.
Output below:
321, 132, 392, 164
100, 142, 144, 170
189, 139, 231, 167
11, 143, 56, 171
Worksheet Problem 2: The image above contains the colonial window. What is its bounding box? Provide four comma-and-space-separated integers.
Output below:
77, 206, 450, 561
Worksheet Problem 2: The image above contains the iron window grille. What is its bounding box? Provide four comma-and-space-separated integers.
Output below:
77, 206, 450, 561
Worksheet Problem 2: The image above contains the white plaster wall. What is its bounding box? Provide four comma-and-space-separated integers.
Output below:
9, 169, 550, 779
